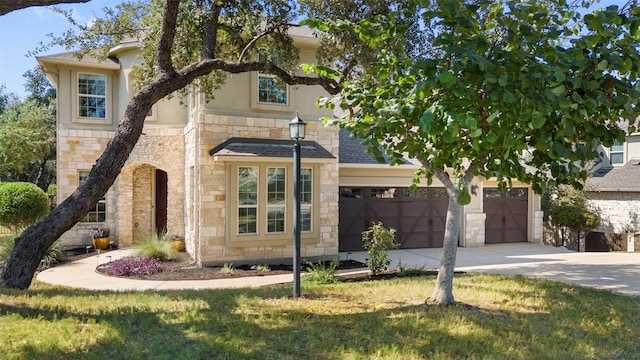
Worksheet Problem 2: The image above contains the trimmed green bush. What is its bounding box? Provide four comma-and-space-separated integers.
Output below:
0, 182, 49, 230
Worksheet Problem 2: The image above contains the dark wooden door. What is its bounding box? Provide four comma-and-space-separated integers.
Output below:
484, 188, 528, 243
155, 169, 168, 235
338, 187, 448, 251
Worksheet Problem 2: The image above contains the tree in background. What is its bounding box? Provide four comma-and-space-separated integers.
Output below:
0, 68, 56, 190
1, 0, 340, 289
311, 0, 640, 304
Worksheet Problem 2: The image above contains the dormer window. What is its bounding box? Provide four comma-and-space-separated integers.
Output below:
610, 140, 624, 165
78, 73, 106, 119
257, 73, 288, 105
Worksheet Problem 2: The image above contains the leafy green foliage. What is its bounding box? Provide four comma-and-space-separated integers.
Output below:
319, 1, 640, 195
0, 99, 56, 189
134, 232, 183, 262
0, 182, 49, 230
303, 260, 341, 285
361, 221, 399, 275
549, 205, 600, 232
44, 0, 302, 101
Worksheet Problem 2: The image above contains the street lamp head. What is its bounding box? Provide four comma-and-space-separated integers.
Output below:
289, 112, 306, 140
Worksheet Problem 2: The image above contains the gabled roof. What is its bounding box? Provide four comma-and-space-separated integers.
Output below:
36, 50, 120, 70
209, 138, 334, 159
588, 160, 640, 192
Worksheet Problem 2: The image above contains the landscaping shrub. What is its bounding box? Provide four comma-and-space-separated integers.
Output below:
303, 261, 341, 285
0, 182, 49, 230
40, 242, 67, 268
361, 221, 399, 275
134, 232, 183, 262
104, 256, 163, 277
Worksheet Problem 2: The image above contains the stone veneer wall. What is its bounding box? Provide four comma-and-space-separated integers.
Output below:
589, 192, 640, 233
193, 113, 339, 266
56, 127, 185, 248
464, 212, 486, 247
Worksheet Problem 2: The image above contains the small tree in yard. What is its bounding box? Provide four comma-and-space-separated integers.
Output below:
549, 205, 600, 250
361, 221, 399, 275
310, 0, 640, 304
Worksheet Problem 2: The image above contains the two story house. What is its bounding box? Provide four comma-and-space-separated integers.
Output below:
587, 126, 640, 249
37, 27, 544, 266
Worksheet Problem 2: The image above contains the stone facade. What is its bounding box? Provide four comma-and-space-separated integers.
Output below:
464, 212, 486, 247
190, 112, 339, 266
589, 191, 640, 233
56, 126, 185, 248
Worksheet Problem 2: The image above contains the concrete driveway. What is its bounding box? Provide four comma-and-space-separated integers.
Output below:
343, 243, 640, 296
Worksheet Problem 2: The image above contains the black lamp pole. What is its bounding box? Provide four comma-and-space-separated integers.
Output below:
289, 113, 306, 298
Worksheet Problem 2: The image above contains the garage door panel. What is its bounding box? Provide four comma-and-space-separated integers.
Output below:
339, 187, 446, 251
484, 188, 528, 244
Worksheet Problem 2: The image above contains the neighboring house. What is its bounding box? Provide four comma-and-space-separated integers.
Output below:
587, 129, 640, 238
38, 27, 543, 266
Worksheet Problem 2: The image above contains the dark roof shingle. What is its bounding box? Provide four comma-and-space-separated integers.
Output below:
588, 160, 640, 192
209, 138, 334, 159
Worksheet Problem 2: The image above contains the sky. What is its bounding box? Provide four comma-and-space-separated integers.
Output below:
0, 0, 629, 100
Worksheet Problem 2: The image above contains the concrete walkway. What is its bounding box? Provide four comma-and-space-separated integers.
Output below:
37, 243, 640, 296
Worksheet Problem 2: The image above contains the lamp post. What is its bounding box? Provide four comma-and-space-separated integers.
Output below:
289, 112, 306, 298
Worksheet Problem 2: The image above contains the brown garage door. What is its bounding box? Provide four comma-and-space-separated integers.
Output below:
339, 187, 448, 251
484, 188, 528, 243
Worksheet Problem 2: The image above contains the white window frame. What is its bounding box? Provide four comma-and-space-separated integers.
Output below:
228, 163, 318, 246
250, 72, 294, 112
266, 167, 287, 234
78, 170, 107, 223
78, 73, 107, 119
237, 166, 259, 235
257, 73, 288, 105
610, 141, 624, 165
300, 168, 312, 233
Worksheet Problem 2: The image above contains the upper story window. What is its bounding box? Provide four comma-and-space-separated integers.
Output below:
258, 73, 288, 105
610, 140, 624, 165
78, 73, 107, 119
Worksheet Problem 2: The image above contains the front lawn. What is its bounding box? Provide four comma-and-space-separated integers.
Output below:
1, 274, 638, 359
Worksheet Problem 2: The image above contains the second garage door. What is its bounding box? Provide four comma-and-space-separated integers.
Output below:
484, 188, 528, 243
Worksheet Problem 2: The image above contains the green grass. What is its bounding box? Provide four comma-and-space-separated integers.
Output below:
2, 274, 640, 359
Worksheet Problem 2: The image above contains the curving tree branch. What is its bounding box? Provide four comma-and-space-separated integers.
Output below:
0, 0, 89, 16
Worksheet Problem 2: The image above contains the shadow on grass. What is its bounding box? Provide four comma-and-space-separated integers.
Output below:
1, 273, 640, 359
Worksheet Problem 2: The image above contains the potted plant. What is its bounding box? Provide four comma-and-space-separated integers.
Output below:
90, 227, 110, 250
166, 234, 185, 252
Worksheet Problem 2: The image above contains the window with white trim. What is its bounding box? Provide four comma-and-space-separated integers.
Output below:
300, 168, 312, 232
610, 141, 624, 165
267, 167, 286, 233
78, 73, 107, 118
79, 171, 106, 223
238, 167, 258, 234
257, 73, 288, 105
233, 165, 315, 240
